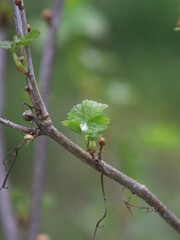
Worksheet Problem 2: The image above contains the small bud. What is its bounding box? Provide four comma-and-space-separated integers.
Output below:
41, 9, 52, 23
24, 85, 30, 92
27, 24, 31, 32
36, 234, 50, 240
98, 137, 106, 147
88, 140, 96, 151
19, 56, 24, 63
0, 7, 9, 27
24, 134, 34, 143
15, 0, 22, 7
22, 110, 34, 121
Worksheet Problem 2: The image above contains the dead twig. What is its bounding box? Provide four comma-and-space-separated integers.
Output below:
0, 141, 25, 190
93, 172, 107, 240
122, 186, 156, 216
93, 138, 107, 240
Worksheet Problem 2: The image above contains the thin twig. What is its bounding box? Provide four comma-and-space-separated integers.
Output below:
12, 0, 51, 122
0, 141, 25, 190
46, 125, 180, 234
121, 186, 155, 217
93, 172, 107, 240
0, 117, 38, 134
93, 139, 108, 239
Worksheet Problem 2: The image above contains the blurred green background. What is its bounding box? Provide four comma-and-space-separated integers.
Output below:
1, 0, 180, 239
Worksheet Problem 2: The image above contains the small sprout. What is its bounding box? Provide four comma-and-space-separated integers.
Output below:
87, 140, 96, 157
62, 100, 111, 148
0, 30, 40, 54
99, 137, 106, 147
22, 110, 34, 121
41, 9, 52, 23
88, 141, 96, 150
13, 53, 28, 74
27, 24, 31, 33
24, 134, 34, 143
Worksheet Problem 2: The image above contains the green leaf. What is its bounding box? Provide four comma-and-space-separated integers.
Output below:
0, 30, 40, 53
11, 30, 40, 53
62, 119, 81, 134
62, 100, 111, 143
20, 30, 40, 47
0, 41, 13, 49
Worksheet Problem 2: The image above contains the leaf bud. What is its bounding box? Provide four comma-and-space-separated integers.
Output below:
22, 110, 34, 121
27, 24, 31, 33
36, 234, 50, 240
41, 9, 52, 23
24, 85, 30, 92
24, 134, 34, 143
19, 56, 24, 63
98, 137, 106, 147
88, 140, 96, 151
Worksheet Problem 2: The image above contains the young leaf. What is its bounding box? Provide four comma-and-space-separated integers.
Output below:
62, 100, 111, 143
11, 30, 40, 53
19, 30, 40, 47
0, 41, 13, 49
0, 30, 40, 53
12, 53, 28, 74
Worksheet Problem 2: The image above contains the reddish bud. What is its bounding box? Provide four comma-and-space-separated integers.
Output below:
41, 9, 52, 23
15, 0, 22, 7
98, 137, 106, 147
24, 85, 30, 92
27, 24, 31, 32
36, 234, 50, 240
19, 56, 24, 63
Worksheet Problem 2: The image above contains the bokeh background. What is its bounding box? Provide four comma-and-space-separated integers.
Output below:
1, 0, 180, 239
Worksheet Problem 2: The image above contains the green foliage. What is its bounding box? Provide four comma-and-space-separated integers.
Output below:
62, 99, 111, 146
11, 30, 40, 53
12, 52, 28, 74
0, 30, 40, 53
0, 30, 40, 74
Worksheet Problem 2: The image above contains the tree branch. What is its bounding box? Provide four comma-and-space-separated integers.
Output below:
45, 125, 180, 234
0, 117, 38, 134
12, 0, 51, 122
0, 19, 19, 240
28, 1, 64, 240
